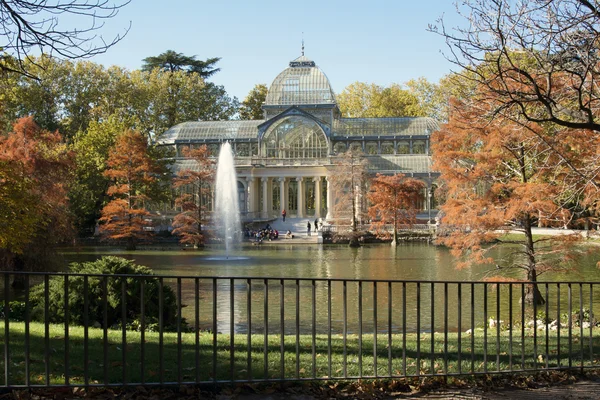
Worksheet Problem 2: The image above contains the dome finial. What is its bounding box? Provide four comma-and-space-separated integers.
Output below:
302, 32, 304, 56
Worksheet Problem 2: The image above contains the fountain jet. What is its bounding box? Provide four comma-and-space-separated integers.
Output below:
214, 142, 242, 258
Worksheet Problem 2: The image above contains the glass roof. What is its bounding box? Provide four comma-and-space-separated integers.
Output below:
158, 120, 264, 144
265, 55, 336, 106
365, 155, 433, 173
333, 117, 440, 137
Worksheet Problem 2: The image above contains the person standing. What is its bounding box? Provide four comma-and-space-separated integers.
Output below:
314, 218, 319, 232
307, 220, 311, 236
282, 209, 286, 222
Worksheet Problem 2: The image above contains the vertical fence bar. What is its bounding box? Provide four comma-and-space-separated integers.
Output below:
212, 278, 217, 382
457, 283, 462, 375
44, 275, 50, 384
230, 278, 235, 381
140, 279, 146, 385
509, 284, 513, 371
568, 283, 572, 369
248, 279, 253, 381
194, 278, 199, 384
159, 277, 164, 385
102, 276, 108, 385
64, 275, 70, 385
545, 283, 549, 369
4, 273, 9, 386
430, 282, 435, 376
470, 283, 475, 374
557, 283, 561, 369
24, 275, 30, 387
343, 280, 347, 378
416, 282, 421, 376
327, 280, 332, 378
521, 283, 525, 370
312, 280, 316, 379
533, 283, 538, 372
176, 278, 182, 385
590, 284, 594, 367
264, 279, 269, 380
444, 282, 448, 375
358, 280, 363, 378
496, 283, 500, 372
295, 279, 300, 379
122, 279, 127, 385
579, 283, 584, 372
373, 281, 378, 377
483, 283, 487, 373
402, 282, 407, 376
84, 276, 89, 386
280, 279, 285, 380
388, 281, 392, 377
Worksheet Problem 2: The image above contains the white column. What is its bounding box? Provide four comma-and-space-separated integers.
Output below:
279, 177, 286, 216
313, 177, 322, 218
296, 177, 304, 218
246, 177, 255, 217
325, 176, 333, 220
261, 177, 269, 219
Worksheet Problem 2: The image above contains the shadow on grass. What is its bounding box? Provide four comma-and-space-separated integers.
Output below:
1, 322, 600, 386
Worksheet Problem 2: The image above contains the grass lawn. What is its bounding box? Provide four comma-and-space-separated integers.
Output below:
1, 321, 600, 386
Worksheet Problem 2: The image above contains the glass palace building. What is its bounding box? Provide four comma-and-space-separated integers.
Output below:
159, 55, 439, 222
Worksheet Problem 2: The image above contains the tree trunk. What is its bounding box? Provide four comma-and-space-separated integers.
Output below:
348, 236, 360, 248
391, 227, 398, 247
126, 237, 136, 251
10, 255, 26, 290
524, 268, 545, 305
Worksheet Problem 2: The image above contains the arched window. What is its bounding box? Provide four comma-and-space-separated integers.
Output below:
397, 141, 410, 154
381, 141, 394, 154
333, 142, 347, 154
262, 116, 328, 158
365, 141, 378, 155
413, 140, 426, 154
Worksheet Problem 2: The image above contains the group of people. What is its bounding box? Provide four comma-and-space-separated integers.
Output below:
306, 218, 320, 236
244, 224, 279, 243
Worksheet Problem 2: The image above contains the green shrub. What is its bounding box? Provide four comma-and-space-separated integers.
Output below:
0, 301, 27, 321
30, 256, 183, 330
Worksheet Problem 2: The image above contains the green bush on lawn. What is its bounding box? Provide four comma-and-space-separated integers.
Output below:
28, 256, 182, 330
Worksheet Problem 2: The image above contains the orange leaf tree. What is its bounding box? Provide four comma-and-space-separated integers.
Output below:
99, 130, 163, 250
432, 98, 594, 304
172, 145, 215, 248
367, 173, 425, 246
0, 116, 74, 271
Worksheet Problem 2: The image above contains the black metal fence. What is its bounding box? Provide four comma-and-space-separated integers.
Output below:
1, 272, 599, 387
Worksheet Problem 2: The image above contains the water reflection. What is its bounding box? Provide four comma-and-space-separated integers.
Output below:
58, 244, 600, 335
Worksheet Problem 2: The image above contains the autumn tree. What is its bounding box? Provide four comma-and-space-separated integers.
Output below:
368, 173, 425, 246
69, 115, 135, 233
0, 0, 130, 78
430, 0, 600, 132
239, 84, 267, 120
328, 149, 369, 247
0, 117, 74, 274
99, 130, 164, 250
171, 145, 215, 248
432, 97, 595, 304
337, 82, 425, 118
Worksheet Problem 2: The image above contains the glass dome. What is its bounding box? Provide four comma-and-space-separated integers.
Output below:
262, 116, 328, 158
265, 56, 336, 106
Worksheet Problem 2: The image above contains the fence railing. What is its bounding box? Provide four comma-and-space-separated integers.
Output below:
1, 272, 599, 387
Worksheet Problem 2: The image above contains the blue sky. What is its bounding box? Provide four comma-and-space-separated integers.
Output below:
90, 0, 464, 101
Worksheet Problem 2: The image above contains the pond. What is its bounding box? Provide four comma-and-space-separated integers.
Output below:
57, 243, 600, 335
